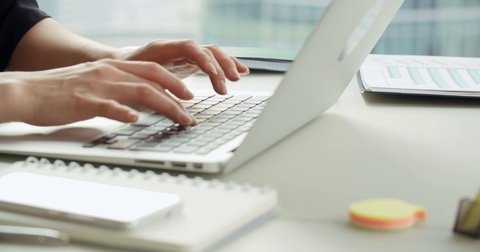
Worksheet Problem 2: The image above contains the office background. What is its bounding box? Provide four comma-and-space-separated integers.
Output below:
37, 0, 480, 57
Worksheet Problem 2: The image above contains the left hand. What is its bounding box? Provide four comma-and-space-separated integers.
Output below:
117, 39, 249, 95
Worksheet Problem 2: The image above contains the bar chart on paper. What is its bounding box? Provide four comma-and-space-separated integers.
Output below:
359, 54, 480, 97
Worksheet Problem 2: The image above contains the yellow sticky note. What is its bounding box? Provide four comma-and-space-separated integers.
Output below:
349, 198, 425, 230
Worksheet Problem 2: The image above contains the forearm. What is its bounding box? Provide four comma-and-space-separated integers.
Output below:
0, 73, 21, 123
6, 18, 123, 71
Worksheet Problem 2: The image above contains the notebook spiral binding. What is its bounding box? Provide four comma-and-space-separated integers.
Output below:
1, 156, 279, 252
22, 156, 274, 194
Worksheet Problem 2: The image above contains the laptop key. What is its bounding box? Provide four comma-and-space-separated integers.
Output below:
82, 142, 97, 148
113, 125, 145, 136
154, 146, 175, 152
104, 138, 118, 144
229, 95, 252, 101
107, 139, 140, 150
209, 128, 232, 135
159, 140, 183, 147
188, 108, 205, 114
128, 134, 150, 140
249, 96, 270, 102
210, 95, 232, 101
139, 129, 160, 135
173, 146, 199, 154
218, 124, 239, 131
197, 110, 221, 116
131, 114, 166, 127
88, 135, 115, 145
135, 142, 158, 148
113, 130, 137, 136
186, 140, 211, 147
132, 145, 173, 152
151, 120, 175, 129
196, 147, 215, 155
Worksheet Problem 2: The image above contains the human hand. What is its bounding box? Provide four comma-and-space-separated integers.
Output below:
0, 59, 198, 126
118, 39, 250, 95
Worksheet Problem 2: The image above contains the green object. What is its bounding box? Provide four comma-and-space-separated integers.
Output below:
454, 191, 480, 237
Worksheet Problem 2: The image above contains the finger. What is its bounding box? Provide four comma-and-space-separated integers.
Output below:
164, 62, 200, 79
136, 85, 197, 125
230, 56, 250, 74
202, 49, 227, 94
104, 59, 194, 100
76, 97, 140, 123
139, 40, 225, 82
204, 45, 249, 81
77, 61, 192, 106
142, 40, 219, 73
128, 40, 231, 94
58, 65, 194, 125
28, 93, 140, 126
93, 81, 196, 126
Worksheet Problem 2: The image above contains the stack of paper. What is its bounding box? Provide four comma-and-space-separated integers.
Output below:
358, 54, 480, 97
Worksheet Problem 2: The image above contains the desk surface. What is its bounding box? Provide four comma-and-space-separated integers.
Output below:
2, 73, 480, 251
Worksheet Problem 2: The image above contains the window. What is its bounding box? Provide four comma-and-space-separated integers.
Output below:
37, 0, 480, 56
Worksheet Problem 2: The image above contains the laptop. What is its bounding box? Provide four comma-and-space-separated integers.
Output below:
0, 0, 403, 173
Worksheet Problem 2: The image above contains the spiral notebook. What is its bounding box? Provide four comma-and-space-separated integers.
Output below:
0, 157, 278, 252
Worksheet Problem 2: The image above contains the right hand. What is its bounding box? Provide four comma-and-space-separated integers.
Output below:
0, 59, 197, 126
118, 39, 249, 95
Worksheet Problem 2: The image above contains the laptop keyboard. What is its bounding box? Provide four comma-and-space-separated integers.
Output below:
83, 94, 269, 155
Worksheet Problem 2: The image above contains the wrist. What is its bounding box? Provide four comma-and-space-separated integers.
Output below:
83, 44, 123, 62
0, 73, 22, 123
110, 46, 140, 61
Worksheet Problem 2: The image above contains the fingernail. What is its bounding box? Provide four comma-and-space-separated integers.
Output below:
240, 69, 250, 76
179, 112, 194, 125
129, 111, 139, 122
219, 79, 227, 95
190, 115, 198, 126
231, 67, 240, 80
207, 62, 218, 75
183, 87, 194, 99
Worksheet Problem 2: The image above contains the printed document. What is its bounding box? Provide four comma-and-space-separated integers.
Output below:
359, 54, 480, 97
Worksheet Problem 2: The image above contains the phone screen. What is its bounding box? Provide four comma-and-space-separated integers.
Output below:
0, 172, 182, 229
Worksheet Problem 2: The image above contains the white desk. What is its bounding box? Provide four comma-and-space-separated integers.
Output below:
2, 73, 480, 251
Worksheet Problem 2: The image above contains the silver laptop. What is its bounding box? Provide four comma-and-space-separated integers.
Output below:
0, 0, 403, 173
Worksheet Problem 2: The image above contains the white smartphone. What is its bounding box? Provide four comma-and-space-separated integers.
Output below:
0, 172, 182, 229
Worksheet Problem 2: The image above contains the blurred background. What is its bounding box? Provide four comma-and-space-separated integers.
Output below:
37, 0, 480, 57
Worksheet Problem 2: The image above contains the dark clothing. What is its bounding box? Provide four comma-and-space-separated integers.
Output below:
0, 0, 49, 71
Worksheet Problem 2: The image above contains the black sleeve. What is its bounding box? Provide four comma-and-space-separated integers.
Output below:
0, 0, 49, 71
